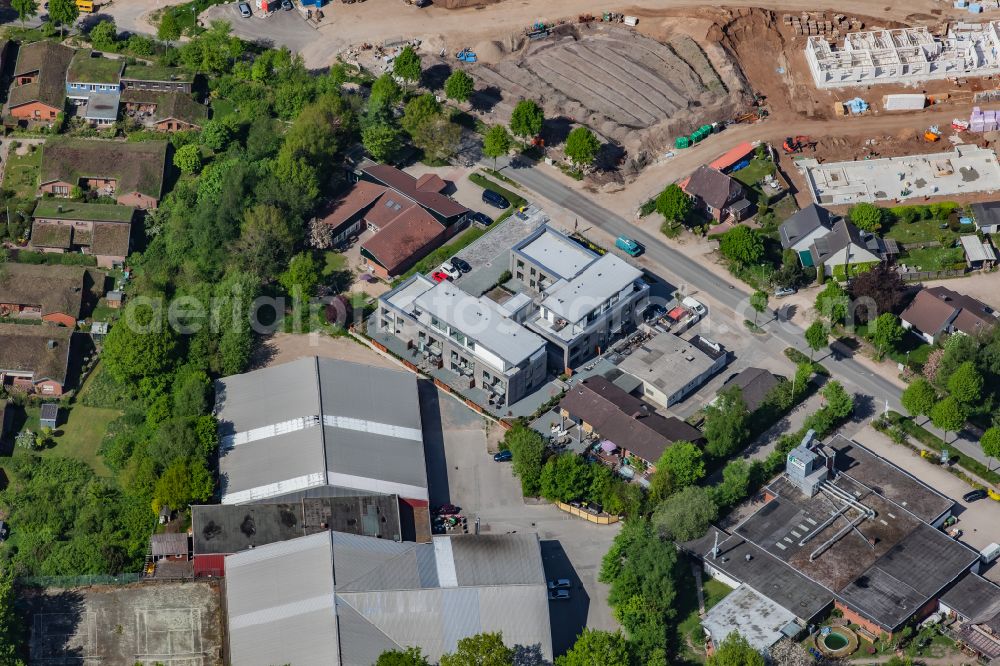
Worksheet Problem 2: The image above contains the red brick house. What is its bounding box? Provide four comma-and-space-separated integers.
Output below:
30, 200, 135, 268
682, 165, 753, 223
0, 263, 89, 328
4, 41, 74, 124
39, 138, 169, 209
121, 90, 207, 132
0, 323, 73, 396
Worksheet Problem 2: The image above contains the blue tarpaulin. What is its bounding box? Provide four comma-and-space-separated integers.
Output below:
846, 98, 869, 114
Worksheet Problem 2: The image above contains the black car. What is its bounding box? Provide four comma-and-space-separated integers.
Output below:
281, 0, 293, 8
470, 211, 493, 227
963, 489, 988, 503
493, 449, 513, 462
482, 189, 510, 210
451, 257, 471, 273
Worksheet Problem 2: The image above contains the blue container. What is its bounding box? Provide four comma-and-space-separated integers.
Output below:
969, 3, 983, 12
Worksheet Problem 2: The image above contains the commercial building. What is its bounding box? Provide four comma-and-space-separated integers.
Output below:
900, 285, 997, 344
224, 531, 553, 666
215, 357, 429, 506
0, 323, 73, 395
512, 225, 650, 371
31, 200, 134, 267
617, 333, 727, 407
376, 276, 548, 407
684, 434, 978, 640
701, 584, 801, 653
938, 572, 1000, 662
806, 24, 1000, 89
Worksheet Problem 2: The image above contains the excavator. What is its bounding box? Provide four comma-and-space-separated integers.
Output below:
782, 136, 816, 154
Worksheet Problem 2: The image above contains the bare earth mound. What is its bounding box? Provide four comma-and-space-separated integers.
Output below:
463, 24, 751, 158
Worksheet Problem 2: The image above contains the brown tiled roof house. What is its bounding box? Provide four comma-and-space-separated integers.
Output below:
5, 41, 74, 123
682, 165, 752, 223
0, 323, 73, 396
0, 263, 90, 328
900, 286, 996, 344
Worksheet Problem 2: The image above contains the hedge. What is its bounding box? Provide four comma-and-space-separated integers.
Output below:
784, 347, 830, 376
885, 411, 1000, 486
831, 261, 878, 282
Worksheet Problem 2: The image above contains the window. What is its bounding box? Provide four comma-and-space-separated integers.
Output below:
530, 267, 536, 276
530, 280, 536, 289
517, 260, 524, 269
516, 272, 523, 281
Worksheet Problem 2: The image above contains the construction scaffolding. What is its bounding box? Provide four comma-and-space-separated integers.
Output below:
806, 22, 1000, 89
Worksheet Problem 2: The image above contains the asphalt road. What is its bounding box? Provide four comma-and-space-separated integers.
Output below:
490, 156, 992, 469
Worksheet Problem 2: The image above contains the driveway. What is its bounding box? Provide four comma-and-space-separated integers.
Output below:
202, 3, 316, 49
419, 383, 620, 654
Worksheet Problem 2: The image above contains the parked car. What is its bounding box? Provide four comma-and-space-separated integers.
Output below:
482, 189, 510, 209
238, 1, 252, 16
615, 235, 642, 257
963, 489, 988, 503
774, 286, 797, 298
431, 271, 451, 283
470, 211, 493, 227
682, 296, 707, 317
435, 503, 460, 516
451, 257, 472, 273
281, 0, 293, 8
548, 589, 571, 601
643, 304, 667, 323
439, 262, 461, 280
493, 449, 513, 462
547, 579, 571, 589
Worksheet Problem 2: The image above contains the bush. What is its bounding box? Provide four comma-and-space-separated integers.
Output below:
887, 412, 1000, 485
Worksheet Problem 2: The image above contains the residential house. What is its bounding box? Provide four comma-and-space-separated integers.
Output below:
806, 217, 893, 275
618, 333, 727, 408
512, 225, 650, 372
65, 50, 123, 126
0, 263, 89, 327
121, 90, 207, 131
682, 165, 752, 222
5, 41, 74, 123
31, 200, 135, 267
317, 165, 469, 279
121, 64, 194, 94
959, 235, 997, 269
0, 323, 73, 395
970, 201, 1000, 235
779, 203, 835, 263
224, 531, 553, 666
150, 533, 190, 562
216, 357, 430, 506
938, 573, 1000, 663
39, 138, 169, 209
900, 286, 997, 344
718, 367, 783, 413
559, 376, 703, 470
377, 275, 548, 407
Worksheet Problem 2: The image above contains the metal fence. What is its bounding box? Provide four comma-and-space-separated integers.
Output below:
18, 573, 142, 588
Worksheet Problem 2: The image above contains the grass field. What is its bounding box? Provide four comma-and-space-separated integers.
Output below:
3, 143, 42, 200
674, 568, 733, 665
730, 158, 775, 188
884, 217, 961, 245
901, 245, 965, 271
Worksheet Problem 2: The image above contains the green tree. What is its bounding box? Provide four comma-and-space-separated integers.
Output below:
848, 202, 885, 232
718, 225, 764, 266
444, 69, 475, 102
279, 252, 320, 297
539, 453, 592, 503
200, 117, 237, 152
439, 632, 513, 666
713, 459, 752, 509
649, 441, 704, 502
362, 122, 402, 163
157, 10, 181, 41
0, 568, 25, 665
173, 144, 202, 174
564, 126, 600, 166
870, 312, 904, 359
821, 381, 853, 419
947, 361, 984, 405
401, 94, 441, 135
703, 386, 750, 458
12, 0, 37, 27
89, 20, 118, 51
376, 647, 432, 666
392, 46, 422, 90
369, 73, 403, 110
48, 0, 79, 36
482, 124, 512, 169
930, 396, 966, 442
234, 204, 301, 280
980, 426, 1000, 472
901, 378, 936, 419
814, 281, 848, 325
509, 99, 544, 139
750, 290, 768, 326
504, 423, 545, 496
153, 458, 214, 513
556, 629, 630, 666
102, 304, 178, 383
707, 632, 766, 666
655, 183, 691, 223
412, 115, 462, 163
652, 485, 718, 541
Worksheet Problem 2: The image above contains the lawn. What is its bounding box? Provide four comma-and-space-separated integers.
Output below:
674, 566, 733, 665
771, 195, 799, 223
901, 245, 965, 271
210, 98, 237, 120
2, 143, 42, 200
322, 251, 349, 277
884, 217, 959, 245
730, 158, 775, 188
11, 404, 117, 478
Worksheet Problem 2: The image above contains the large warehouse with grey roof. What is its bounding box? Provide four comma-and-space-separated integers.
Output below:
215, 357, 428, 505
225, 531, 553, 666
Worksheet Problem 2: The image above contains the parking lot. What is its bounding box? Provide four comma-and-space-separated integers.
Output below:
420, 383, 620, 654
203, 2, 318, 51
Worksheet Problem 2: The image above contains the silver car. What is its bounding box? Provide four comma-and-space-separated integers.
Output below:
548, 589, 570, 601
238, 1, 252, 17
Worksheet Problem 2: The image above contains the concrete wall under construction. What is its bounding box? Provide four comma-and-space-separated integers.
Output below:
806, 23, 1000, 89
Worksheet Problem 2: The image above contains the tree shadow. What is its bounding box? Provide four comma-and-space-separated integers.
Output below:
541, 116, 572, 146
24, 589, 88, 664
594, 142, 626, 172
540, 539, 588, 656
421, 63, 452, 91
79, 12, 115, 32
470, 86, 501, 113
512, 643, 550, 666
853, 393, 875, 420
777, 303, 796, 322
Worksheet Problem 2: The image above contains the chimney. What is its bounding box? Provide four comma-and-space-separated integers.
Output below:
47, 339, 56, 349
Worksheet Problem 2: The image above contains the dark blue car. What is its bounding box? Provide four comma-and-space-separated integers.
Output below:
493, 449, 513, 462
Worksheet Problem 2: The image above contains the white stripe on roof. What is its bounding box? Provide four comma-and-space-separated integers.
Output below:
221, 473, 327, 504
227, 531, 332, 567
434, 537, 458, 588
220, 415, 321, 449
230, 594, 335, 630
323, 414, 423, 442
326, 471, 428, 501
